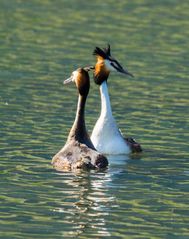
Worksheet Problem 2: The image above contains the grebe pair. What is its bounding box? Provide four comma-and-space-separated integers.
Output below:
52, 45, 142, 171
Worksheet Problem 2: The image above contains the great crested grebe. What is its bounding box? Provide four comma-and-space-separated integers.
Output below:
52, 68, 108, 171
90, 45, 142, 155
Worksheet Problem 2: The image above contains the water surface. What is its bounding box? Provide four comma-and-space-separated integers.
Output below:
1, 0, 189, 238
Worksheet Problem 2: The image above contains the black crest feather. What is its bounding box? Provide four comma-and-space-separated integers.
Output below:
93, 44, 111, 59
103, 44, 111, 56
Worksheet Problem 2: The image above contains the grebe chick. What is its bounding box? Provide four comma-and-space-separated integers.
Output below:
90, 45, 142, 155
52, 68, 108, 171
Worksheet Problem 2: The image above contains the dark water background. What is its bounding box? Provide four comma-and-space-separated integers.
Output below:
1, 0, 189, 238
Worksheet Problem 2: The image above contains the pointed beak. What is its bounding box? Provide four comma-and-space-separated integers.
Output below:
109, 58, 134, 77
63, 77, 73, 85
84, 66, 95, 72
118, 67, 134, 77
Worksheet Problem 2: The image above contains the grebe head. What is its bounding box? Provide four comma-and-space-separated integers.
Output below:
64, 68, 90, 96
93, 44, 133, 85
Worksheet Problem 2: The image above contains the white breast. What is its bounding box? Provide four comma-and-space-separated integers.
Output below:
91, 81, 131, 155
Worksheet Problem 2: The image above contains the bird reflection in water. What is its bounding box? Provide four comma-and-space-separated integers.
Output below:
52, 154, 142, 238
53, 170, 112, 237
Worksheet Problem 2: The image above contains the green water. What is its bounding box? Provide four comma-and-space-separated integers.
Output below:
1, 0, 189, 238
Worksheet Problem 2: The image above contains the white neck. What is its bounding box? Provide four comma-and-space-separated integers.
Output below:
100, 81, 113, 118
91, 80, 131, 154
